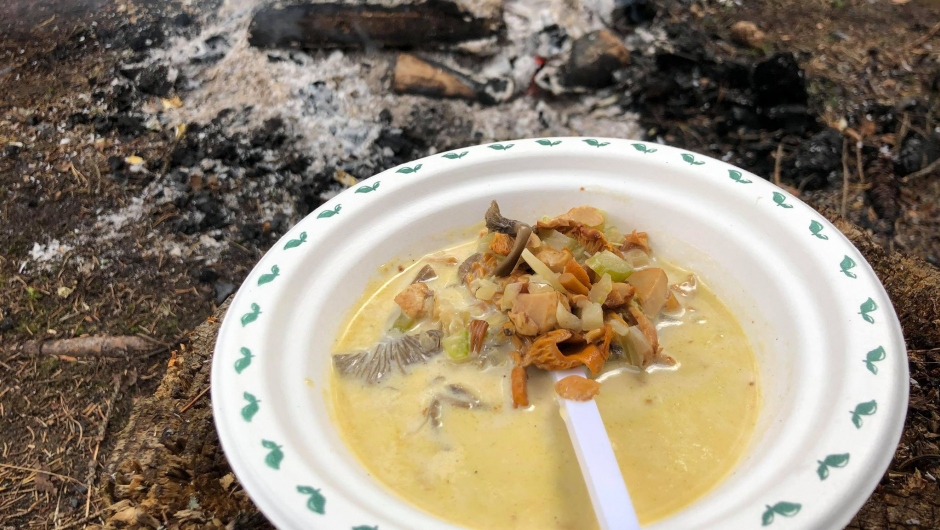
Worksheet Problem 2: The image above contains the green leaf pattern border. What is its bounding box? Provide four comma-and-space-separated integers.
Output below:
222, 138, 895, 528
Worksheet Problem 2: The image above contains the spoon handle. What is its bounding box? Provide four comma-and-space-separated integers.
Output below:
553, 369, 641, 530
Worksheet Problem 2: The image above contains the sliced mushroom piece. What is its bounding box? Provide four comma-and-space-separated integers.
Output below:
511, 365, 529, 408
603, 287, 625, 309
522, 329, 582, 371
493, 224, 533, 277
536, 246, 573, 273
563, 206, 605, 227
426, 398, 443, 428
603, 282, 635, 309
482, 201, 538, 277
468, 319, 489, 354
485, 200, 522, 235
559, 272, 590, 295
333, 330, 442, 384
566, 343, 605, 375
554, 375, 602, 401
439, 384, 484, 409
569, 293, 591, 306
621, 230, 650, 254
564, 259, 592, 287
664, 291, 681, 312
538, 205, 605, 229
536, 219, 622, 257
458, 253, 484, 285
458, 252, 497, 285
412, 264, 437, 284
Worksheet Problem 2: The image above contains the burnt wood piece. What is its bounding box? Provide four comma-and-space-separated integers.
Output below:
392, 53, 512, 104
248, 0, 503, 50
561, 30, 631, 89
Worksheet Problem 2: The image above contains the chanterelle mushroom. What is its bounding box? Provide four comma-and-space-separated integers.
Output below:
486, 201, 535, 277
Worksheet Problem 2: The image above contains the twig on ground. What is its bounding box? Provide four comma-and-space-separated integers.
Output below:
84, 442, 98, 518
898, 454, 940, 470
56, 507, 106, 530
179, 385, 211, 414
135, 333, 170, 348
894, 113, 910, 156
0, 463, 83, 484
9, 335, 161, 359
53, 489, 61, 529
68, 162, 88, 187
907, 20, 940, 50
159, 127, 186, 181
903, 156, 940, 182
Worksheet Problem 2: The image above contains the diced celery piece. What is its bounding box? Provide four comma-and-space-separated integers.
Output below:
392, 312, 415, 332
443, 330, 470, 360
604, 225, 624, 246
585, 250, 633, 282
540, 230, 586, 261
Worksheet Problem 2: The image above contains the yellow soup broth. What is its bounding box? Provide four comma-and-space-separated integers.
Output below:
330, 239, 759, 529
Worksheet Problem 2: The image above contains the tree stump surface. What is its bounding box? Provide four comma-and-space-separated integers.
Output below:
100, 211, 940, 530
99, 298, 270, 530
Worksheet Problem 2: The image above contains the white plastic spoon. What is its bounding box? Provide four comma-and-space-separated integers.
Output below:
552, 368, 641, 530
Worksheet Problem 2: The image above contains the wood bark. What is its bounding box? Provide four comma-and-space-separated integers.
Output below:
560, 30, 631, 89
819, 206, 940, 350
99, 211, 940, 529
248, 0, 503, 51
391, 53, 512, 104
393, 53, 478, 100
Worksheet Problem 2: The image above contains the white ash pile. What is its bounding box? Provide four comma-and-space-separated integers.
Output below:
113, 0, 648, 251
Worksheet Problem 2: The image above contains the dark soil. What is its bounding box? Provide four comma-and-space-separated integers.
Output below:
1, 0, 938, 528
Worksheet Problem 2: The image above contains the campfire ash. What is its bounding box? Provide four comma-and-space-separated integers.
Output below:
16, 0, 931, 284
50, 0, 647, 274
